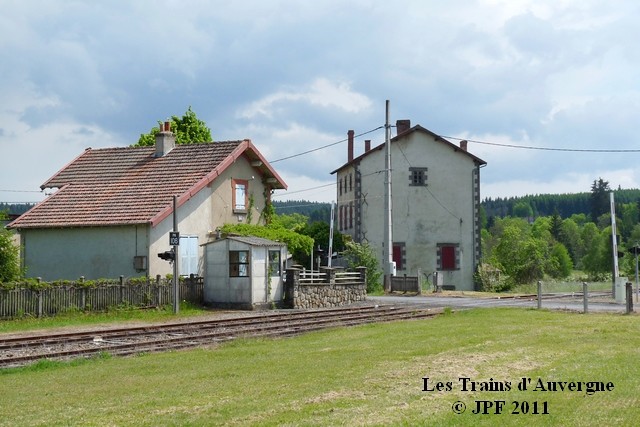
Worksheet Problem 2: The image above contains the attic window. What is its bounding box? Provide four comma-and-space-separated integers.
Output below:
409, 167, 428, 186
232, 179, 248, 213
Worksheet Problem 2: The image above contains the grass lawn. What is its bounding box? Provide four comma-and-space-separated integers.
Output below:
0, 301, 210, 334
1, 308, 639, 426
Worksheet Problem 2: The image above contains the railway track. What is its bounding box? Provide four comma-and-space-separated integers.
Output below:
0, 304, 440, 369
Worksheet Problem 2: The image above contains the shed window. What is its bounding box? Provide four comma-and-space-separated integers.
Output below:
232, 179, 248, 212
269, 250, 281, 276
229, 250, 249, 277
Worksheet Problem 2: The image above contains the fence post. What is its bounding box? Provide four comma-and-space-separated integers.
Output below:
537, 281, 542, 309
417, 268, 422, 295
36, 277, 43, 318
80, 276, 84, 310
626, 282, 634, 314
156, 274, 161, 306
119, 275, 125, 305
321, 267, 335, 285
583, 282, 588, 314
285, 268, 300, 308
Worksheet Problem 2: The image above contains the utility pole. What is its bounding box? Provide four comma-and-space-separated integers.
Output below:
172, 195, 179, 314
383, 100, 393, 292
610, 192, 619, 296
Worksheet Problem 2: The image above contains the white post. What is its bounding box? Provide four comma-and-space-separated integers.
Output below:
610, 192, 619, 296
383, 100, 393, 291
328, 201, 335, 268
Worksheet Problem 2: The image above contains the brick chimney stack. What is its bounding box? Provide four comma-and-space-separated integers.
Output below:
460, 140, 468, 152
347, 130, 354, 162
155, 121, 176, 157
396, 119, 411, 136
364, 139, 371, 153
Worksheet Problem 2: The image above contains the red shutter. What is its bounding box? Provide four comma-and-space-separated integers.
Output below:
393, 245, 403, 270
441, 245, 456, 270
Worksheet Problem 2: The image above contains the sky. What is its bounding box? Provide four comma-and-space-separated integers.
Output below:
2, 0, 640, 206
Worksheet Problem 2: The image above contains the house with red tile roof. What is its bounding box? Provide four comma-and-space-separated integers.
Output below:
8, 123, 286, 280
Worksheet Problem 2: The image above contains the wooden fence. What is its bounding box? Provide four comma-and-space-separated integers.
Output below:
0, 275, 204, 319
390, 274, 421, 293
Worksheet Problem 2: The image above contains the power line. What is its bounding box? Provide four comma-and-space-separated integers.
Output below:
272, 182, 335, 197
0, 189, 42, 193
269, 126, 384, 163
442, 135, 640, 153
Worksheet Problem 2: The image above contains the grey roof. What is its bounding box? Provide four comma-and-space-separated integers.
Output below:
225, 235, 286, 247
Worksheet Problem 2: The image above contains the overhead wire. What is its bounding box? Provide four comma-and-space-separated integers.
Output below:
441, 135, 640, 153
269, 126, 384, 163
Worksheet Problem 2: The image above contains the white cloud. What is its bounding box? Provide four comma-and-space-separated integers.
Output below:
238, 78, 373, 119
4, 0, 640, 207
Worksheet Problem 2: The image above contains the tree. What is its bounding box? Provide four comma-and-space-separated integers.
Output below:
135, 107, 212, 146
581, 225, 609, 280
492, 225, 547, 286
590, 178, 611, 222
547, 243, 573, 279
558, 218, 582, 266
296, 221, 346, 268
512, 201, 533, 218
271, 213, 308, 232
550, 210, 563, 241
0, 222, 21, 282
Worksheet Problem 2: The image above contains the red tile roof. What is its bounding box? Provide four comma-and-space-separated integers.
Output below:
9, 140, 286, 229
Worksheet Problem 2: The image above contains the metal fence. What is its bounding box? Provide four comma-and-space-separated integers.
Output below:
0, 276, 204, 319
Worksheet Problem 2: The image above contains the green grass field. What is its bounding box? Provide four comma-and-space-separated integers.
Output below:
1, 308, 639, 426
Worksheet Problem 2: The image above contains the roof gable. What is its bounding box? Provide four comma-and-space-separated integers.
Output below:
331, 124, 486, 174
10, 141, 286, 229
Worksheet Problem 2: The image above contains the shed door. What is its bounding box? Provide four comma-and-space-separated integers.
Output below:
180, 236, 199, 276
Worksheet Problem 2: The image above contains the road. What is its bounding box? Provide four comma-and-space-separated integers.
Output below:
367, 293, 637, 313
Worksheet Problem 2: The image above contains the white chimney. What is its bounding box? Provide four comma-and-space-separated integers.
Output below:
155, 121, 175, 157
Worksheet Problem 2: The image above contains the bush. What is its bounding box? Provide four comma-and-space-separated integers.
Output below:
341, 241, 382, 293
0, 227, 21, 282
474, 263, 514, 292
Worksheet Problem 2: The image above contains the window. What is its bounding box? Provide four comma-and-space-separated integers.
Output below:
179, 236, 199, 276
349, 202, 353, 229
232, 179, 248, 212
229, 250, 249, 277
349, 173, 353, 192
269, 250, 281, 276
409, 167, 428, 186
437, 244, 459, 271
339, 177, 343, 196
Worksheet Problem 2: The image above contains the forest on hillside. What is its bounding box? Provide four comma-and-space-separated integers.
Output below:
272, 200, 331, 223
0, 203, 34, 216
482, 188, 640, 219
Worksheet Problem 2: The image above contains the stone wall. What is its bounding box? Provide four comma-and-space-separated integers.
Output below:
284, 267, 367, 309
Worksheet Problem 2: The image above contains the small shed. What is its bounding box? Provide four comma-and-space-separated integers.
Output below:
203, 236, 287, 309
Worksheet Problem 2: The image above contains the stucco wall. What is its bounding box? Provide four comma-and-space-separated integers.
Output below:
149, 156, 272, 278
21, 225, 148, 280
